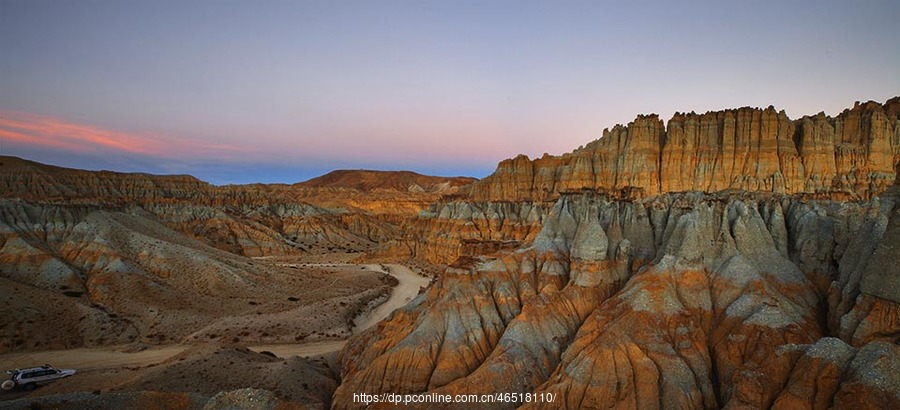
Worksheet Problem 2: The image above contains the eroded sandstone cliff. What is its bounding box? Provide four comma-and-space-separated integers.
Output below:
335, 98, 900, 409
469, 98, 900, 202
336, 187, 900, 408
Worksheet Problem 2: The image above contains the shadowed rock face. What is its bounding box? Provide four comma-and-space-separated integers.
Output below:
469, 98, 900, 202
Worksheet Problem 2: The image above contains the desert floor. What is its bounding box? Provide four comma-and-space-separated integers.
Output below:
0, 263, 428, 402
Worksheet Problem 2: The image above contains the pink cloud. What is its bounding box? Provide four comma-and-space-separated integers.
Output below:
0, 111, 245, 159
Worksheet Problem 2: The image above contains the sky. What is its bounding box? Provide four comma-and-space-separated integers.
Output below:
1, 1, 899, 185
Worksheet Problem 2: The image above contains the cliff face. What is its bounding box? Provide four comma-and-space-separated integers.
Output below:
335, 189, 900, 408
376, 201, 549, 265
470, 98, 900, 201
335, 98, 900, 408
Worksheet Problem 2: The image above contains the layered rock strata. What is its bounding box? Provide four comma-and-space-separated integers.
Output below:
376, 201, 548, 265
470, 98, 900, 202
0, 156, 464, 257
335, 185, 900, 408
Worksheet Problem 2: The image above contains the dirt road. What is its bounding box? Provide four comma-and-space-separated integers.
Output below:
0, 345, 187, 372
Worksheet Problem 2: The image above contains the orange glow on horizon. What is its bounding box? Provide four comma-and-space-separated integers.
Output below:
0, 111, 243, 159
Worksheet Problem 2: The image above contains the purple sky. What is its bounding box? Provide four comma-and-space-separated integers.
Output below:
2, 1, 899, 184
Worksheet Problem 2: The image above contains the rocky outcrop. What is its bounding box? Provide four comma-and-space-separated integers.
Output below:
376, 201, 548, 264
334, 189, 900, 408
338, 97, 900, 406
826, 183, 900, 346
470, 98, 900, 202
772, 338, 900, 410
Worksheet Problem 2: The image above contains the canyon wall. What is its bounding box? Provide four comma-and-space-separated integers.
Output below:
336, 98, 900, 408
470, 98, 900, 202
336, 187, 900, 408
377, 200, 549, 265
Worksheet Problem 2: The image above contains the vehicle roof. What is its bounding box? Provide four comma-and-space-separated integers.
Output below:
15, 365, 55, 372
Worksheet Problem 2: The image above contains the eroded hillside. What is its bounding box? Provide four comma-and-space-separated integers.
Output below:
0, 159, 468, 354
336, 98, 900, 409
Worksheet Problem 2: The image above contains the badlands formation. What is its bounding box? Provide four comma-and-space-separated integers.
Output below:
2, 97, 899, 408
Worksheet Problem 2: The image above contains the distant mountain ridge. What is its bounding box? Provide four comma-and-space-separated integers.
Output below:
0, 155, 469, 262
297, 169, 476, 192
0, 156, 476, 196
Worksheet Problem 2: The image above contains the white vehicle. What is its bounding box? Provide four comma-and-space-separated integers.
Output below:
2, 364, 76, 391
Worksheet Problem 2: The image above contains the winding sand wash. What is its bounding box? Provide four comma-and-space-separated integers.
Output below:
352, 264, 430, 334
